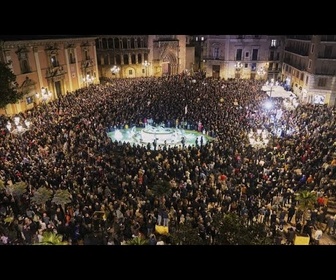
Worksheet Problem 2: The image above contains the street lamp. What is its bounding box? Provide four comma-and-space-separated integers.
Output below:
235, 61, 243, 79
269, 78, 275, 98
257, 66, 266, 80
6, 116, 32, 136
142, 60, 151, 77
83, 74, 94, 87
111, 65, 120, 77
39, 87, 52, 104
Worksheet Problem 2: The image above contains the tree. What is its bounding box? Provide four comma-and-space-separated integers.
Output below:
36, 231, 68, 245
31, 187, 53, 211
5, 181, 27, 198
295, 190, 317, 234
0, 179, 5, 191
52, 189, 71, 213
0, 61, 22, 109
125, 235, 148, 245
150, 179, 172, 205
212, 212, 273, 245
169, 221, 207, 245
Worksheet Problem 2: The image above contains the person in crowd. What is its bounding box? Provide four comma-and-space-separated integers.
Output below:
0, 75, 335, 245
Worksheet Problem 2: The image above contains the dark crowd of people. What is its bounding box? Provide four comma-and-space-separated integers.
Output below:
0, 74, 336, 245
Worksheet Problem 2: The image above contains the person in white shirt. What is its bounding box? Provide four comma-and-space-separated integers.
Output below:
314, 229, 323, 245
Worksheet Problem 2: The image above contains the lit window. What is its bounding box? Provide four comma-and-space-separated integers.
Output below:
271, 39, 277, 47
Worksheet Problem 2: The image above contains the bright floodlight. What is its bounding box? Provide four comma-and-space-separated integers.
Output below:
264, 100, 273, 109
14, 116, 20, 125
114, 129, 123, 141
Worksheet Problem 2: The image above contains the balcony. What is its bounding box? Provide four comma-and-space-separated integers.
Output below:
46, 65, 66, 78
320, 35, 336, 42
203, 56, 225, 61
286, 35, 312, 41
284, 47, 309, 56
82, 59, 94, 69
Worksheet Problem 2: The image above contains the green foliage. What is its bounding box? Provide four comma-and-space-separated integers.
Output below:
31, 187, 53, 206
125, 235, 148, 245
295, 190, 318, 233
5, 181, 27, 197
169, 221, 207, 245
0, 61, 22, 109
213, 212, 272, 245
168, 213, 273, 245
295, 190, 317, 211
0, 179, 4, 191
36, 231, 68, 245
150, 179, 172, 198
52, 189, 71, 208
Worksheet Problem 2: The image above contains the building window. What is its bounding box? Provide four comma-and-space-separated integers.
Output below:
324, 46, 332, 58
84, 50, 90, 60
129, 69, 133, 75
305, 76, 309, 85
245, 63, 248, 68
308, 60, 312, 69
251, 63, 256, 71
138, 54, 142, 64
123, 54, 129, 64
271, 39, 277, 47
142, 69, 145, 74
131, 54, 136, 64
21, 60, 30, 73
236, 49, 242, 60
318, 77, 327, 87
69, 51, 76, 64
311, 44, 314, 53
26, 96, 33, 105
18, 51, 30, 74
50, 55, 59, 67
300, 73, 304, 81
252, 49, 258, 61
213, 47, 219, 59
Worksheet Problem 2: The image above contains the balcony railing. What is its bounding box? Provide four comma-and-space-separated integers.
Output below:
284, 47, 309, 56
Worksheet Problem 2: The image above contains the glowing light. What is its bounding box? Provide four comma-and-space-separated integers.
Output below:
114, 129, 123, 141
264, 100, 273, 109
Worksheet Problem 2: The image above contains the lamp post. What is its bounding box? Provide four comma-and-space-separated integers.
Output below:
111, 65, 120, 78
257, 66, 266, 80
6, 116, 31, 136
142, 60, 150, 77
269, 78, 274, 98
195, 36, 205, 72
83, 74, 94, 87
39, 87, 52, 105
235, 61, 243, 79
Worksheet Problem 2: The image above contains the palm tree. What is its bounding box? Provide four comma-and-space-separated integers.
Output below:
125, 235, 148, 245
52, 189, 72, 213
31, 187, 53, 211
295, 190, 317, 234
150, 179, 172, 205
36, 231, 68, 245
211, 212, 273, 245
0, 179, 4, 191
6, 181, 27, 197
169, 221, 207, 245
